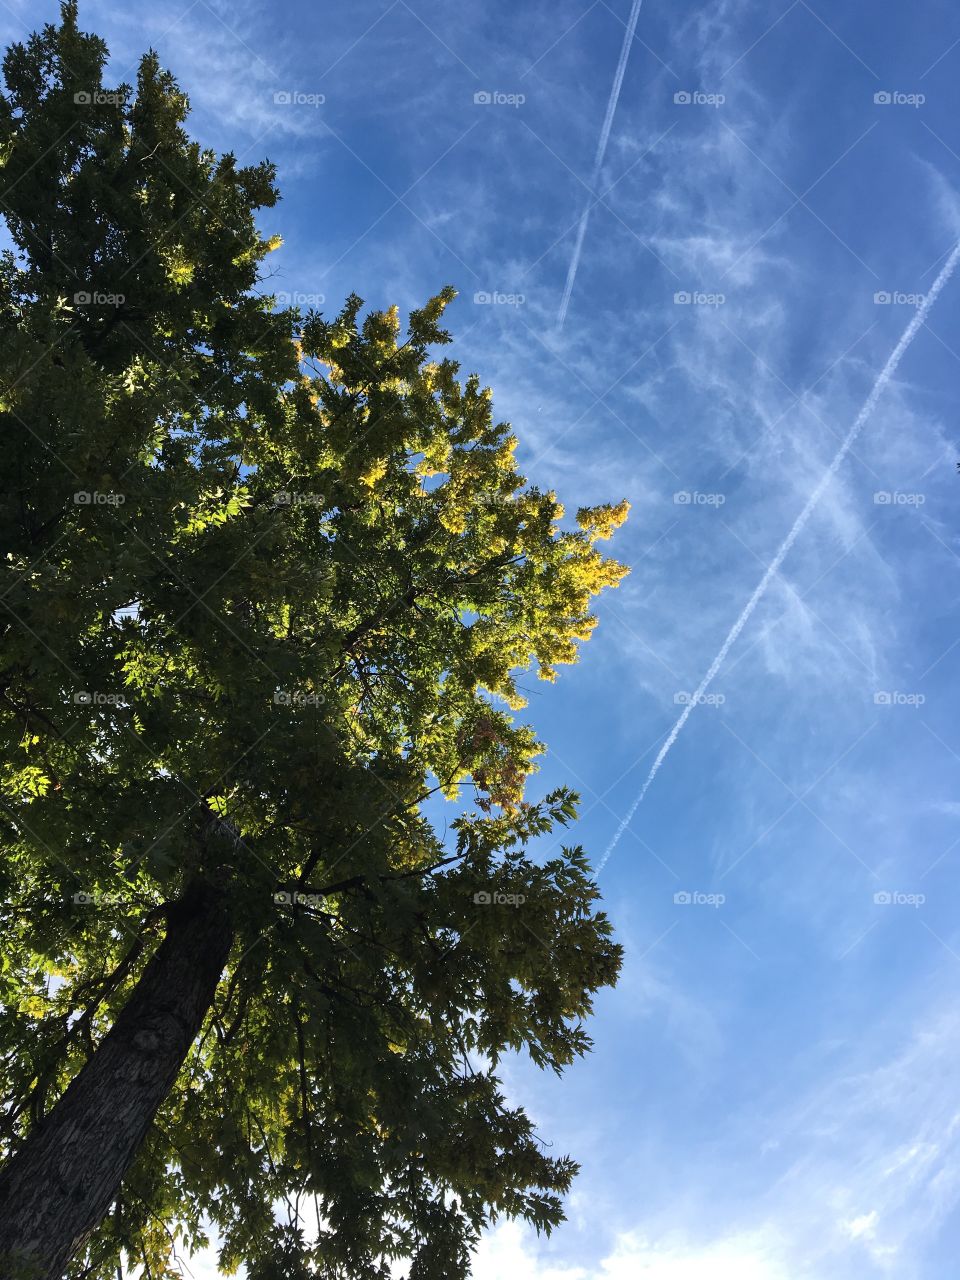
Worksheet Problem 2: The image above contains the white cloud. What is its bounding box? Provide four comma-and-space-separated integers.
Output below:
471, 1007, 960, 1280
843, 1209, 879, 1240
472, 1220, 793, 1280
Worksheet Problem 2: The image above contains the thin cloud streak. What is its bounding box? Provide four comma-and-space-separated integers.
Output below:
597, 239, 960, 873
556, 0, 645, 329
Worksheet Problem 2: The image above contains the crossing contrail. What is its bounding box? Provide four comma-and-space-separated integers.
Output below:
557, 0, 645, 329
596, 240, 960, 873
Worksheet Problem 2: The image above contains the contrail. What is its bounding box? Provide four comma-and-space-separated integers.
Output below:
596, 240, 960, 873
557, 0, 645, 329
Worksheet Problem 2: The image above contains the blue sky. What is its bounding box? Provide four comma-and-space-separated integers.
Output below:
9, 0, 960, 1274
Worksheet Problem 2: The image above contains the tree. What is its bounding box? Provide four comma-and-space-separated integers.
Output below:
0, 6, 629, 1278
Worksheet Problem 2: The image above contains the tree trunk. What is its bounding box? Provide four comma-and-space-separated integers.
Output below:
0, 878, 233, 1280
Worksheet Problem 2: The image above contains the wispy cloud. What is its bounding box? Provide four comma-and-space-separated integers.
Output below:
473, 997, 960, 1279
598, 240, 960, 871
557, 0, 646, 328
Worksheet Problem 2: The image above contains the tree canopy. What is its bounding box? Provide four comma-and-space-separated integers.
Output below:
0, 5, 629, 1277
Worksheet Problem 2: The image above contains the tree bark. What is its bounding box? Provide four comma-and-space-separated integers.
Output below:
0, 878, 233, 1280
